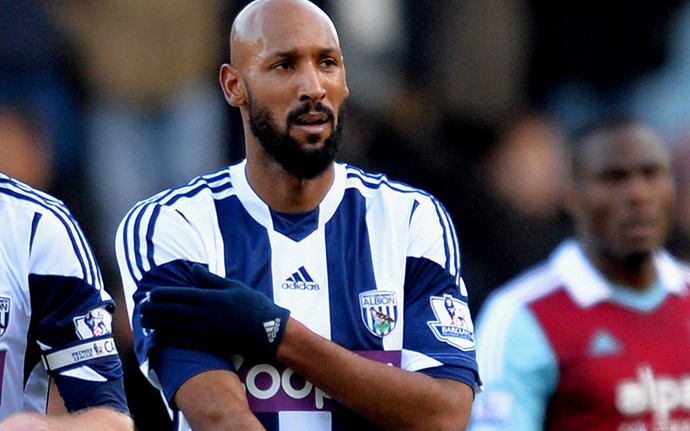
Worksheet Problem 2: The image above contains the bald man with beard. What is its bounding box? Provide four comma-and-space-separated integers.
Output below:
116, 1, 480, 430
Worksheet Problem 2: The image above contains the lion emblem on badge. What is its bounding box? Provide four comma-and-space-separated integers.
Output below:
74, 307, 112, 339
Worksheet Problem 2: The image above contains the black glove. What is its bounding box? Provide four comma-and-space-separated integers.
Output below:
140, 264, 290, 360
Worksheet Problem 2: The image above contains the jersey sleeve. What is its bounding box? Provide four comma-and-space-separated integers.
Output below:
402, 195, 481, 392
28, 205, 127, 413
116, 201, 234, 403
469, 298, 558, 430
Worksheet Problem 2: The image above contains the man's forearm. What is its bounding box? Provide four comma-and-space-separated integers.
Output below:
175, 369, 266, 431
276, 318, 473, 431
0, 407, 133, 431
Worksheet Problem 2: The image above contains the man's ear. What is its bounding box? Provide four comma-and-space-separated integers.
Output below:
219, 64, 246, 107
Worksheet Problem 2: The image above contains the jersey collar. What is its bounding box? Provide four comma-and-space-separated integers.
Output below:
551, 239, 688, 308
230, 160, 347, 233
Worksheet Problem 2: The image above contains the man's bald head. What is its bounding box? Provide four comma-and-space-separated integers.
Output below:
230, 0, 340, 68
218, 0, 349, 180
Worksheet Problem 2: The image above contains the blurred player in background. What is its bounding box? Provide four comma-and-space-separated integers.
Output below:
469, 117, 690, 430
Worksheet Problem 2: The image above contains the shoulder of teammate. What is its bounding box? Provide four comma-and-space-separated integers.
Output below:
0, 174, 104, 291
0, 177, 128, 415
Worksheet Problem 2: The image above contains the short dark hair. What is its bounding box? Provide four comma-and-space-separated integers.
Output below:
568, 113, 641, 181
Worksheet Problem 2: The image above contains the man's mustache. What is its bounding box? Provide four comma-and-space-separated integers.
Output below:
287, 102, 335, 124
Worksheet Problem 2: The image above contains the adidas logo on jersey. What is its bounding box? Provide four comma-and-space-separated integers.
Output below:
263, 318, 282, 343
282, 266, 320, 291
588, 329, 622, 357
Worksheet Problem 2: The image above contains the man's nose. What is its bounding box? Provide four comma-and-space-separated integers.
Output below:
298, 63, 327, 102
626, 173, 655, 204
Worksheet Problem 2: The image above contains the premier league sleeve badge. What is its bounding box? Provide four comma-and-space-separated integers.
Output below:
74, 307, 113, 339
427, 294, 475, 351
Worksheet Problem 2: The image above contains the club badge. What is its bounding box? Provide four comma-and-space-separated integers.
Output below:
427, 294, 475, 351
359, 290, 398, 337
0, 297, 10, 337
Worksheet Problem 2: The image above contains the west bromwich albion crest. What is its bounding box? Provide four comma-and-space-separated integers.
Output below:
0, 297, 9, 337
359, 290, 397, 337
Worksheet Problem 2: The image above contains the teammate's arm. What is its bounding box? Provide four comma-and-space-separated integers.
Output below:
0, 406, 133, 431
29, 209, 130, 420
276, 317, 474, 431
174, 370, 266, 431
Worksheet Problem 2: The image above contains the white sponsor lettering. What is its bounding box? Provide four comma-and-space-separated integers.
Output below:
281, 368, 312, 400
616, 366, 690, 427
241, 362, 332, 409
617, 419, 690, 430
246, 364, 281, 400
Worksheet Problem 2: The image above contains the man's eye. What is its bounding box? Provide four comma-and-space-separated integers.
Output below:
273, 62, 292, 70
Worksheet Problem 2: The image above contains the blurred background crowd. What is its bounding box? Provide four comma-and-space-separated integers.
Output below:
1, 0, 690, 428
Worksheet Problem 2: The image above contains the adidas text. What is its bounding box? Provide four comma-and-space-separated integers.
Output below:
281, 281, 320, 291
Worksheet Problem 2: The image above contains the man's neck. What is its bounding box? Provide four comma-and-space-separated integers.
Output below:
245, 157, 335, 213
587, 247, 657, 291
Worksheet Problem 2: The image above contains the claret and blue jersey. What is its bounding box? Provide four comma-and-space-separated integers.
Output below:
470, 240, 690, 431
117, 161, 481, 430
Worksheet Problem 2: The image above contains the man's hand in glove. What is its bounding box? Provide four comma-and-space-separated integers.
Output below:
140, 264, 291, 360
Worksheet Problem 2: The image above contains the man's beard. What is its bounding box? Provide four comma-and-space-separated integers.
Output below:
248, 96, 345, 179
